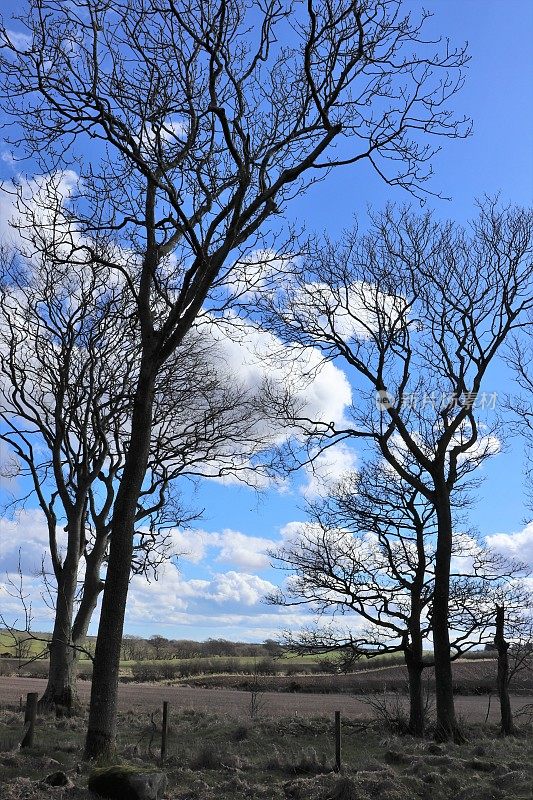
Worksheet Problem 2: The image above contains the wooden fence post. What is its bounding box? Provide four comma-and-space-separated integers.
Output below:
334, 710, 342, 772
161, 701, 169, 760
21, 692, 38, 748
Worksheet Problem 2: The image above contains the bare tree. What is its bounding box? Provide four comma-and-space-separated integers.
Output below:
261, 201, 533, 739
147, 636, 170, 660
0, 230, 277, 712
491, 600, 533, 736
270, 459, 528, 737
505, 325, 533, 511
271, 462, 436, 736
0, 240, 132, 710
0, 0, 469, 757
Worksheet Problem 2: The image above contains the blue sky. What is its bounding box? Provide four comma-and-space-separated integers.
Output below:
0, 0, 532, 642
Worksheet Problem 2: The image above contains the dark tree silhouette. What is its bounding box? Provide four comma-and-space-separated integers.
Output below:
260, 201, 533, 740
0, 230, 276, 711
269, 459, 528, 737
0, 0, 469, 756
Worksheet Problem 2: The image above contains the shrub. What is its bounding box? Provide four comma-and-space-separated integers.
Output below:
190, 742, 228, 770
0, 660, 14, 677
284, 664, 302, 677
316, 658, 340, 674
131, 662, 163, 682
255, 658, 278, 676
362, 691, 410, 734
159, 661, 181, 680
21, 660, 49, 678
231, 723, 250, 742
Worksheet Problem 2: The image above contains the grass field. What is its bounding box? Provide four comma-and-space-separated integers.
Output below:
0, 632, 50, 659
1, 690, 532, 799
0, 650, 408, 683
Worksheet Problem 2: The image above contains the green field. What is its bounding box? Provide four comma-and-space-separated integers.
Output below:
0, 631, 50, 659
0, 629, 409, 677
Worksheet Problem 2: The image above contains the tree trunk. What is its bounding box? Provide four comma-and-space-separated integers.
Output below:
405, 655, 425, 737
71, 533, 107, 647
495, 604, 515, 736
405, 595, 425, 737
39, 537, 80, 713
40, 520, 107, 714
40, 630, 78, 713
432, 489, 463, 742
84, 364, 156, 760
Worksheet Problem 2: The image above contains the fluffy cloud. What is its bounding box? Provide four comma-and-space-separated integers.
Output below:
0, 437, 20, 491
203, 313, 352, 437
0, 169, 79, 248
168, 527, 273, 570
0, 509, 62, 629
279, 520, 324, 545
0, 511, 344, 640
486, 521, 533, 569
289, 280, 409, 343
128, 562, 277, 612
300, 442, 358, 499
3, 29, 33, 51
124, 561, 283, 634
208, 571, 275, 605
213, 530, 272, 570
168, 529, 209, 564
0, 568, 55, 624
0, 508, 57, 576
455, 430, 501, 464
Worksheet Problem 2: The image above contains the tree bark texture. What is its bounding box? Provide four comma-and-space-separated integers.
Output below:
495, 604, 515, 736
84, 364, 156, 759
432, 489, 463, 742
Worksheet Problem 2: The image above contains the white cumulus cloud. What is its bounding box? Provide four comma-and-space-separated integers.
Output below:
300, 442, 358, 499
167, 527, 273, 570
486, 521, 533, 569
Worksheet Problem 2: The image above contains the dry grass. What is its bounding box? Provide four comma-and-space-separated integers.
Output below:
0, 699, 532, 799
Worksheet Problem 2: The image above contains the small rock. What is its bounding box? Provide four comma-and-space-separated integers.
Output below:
43, 770, 73, 787
88, 765, 167, 800
38, 756, 62, 770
